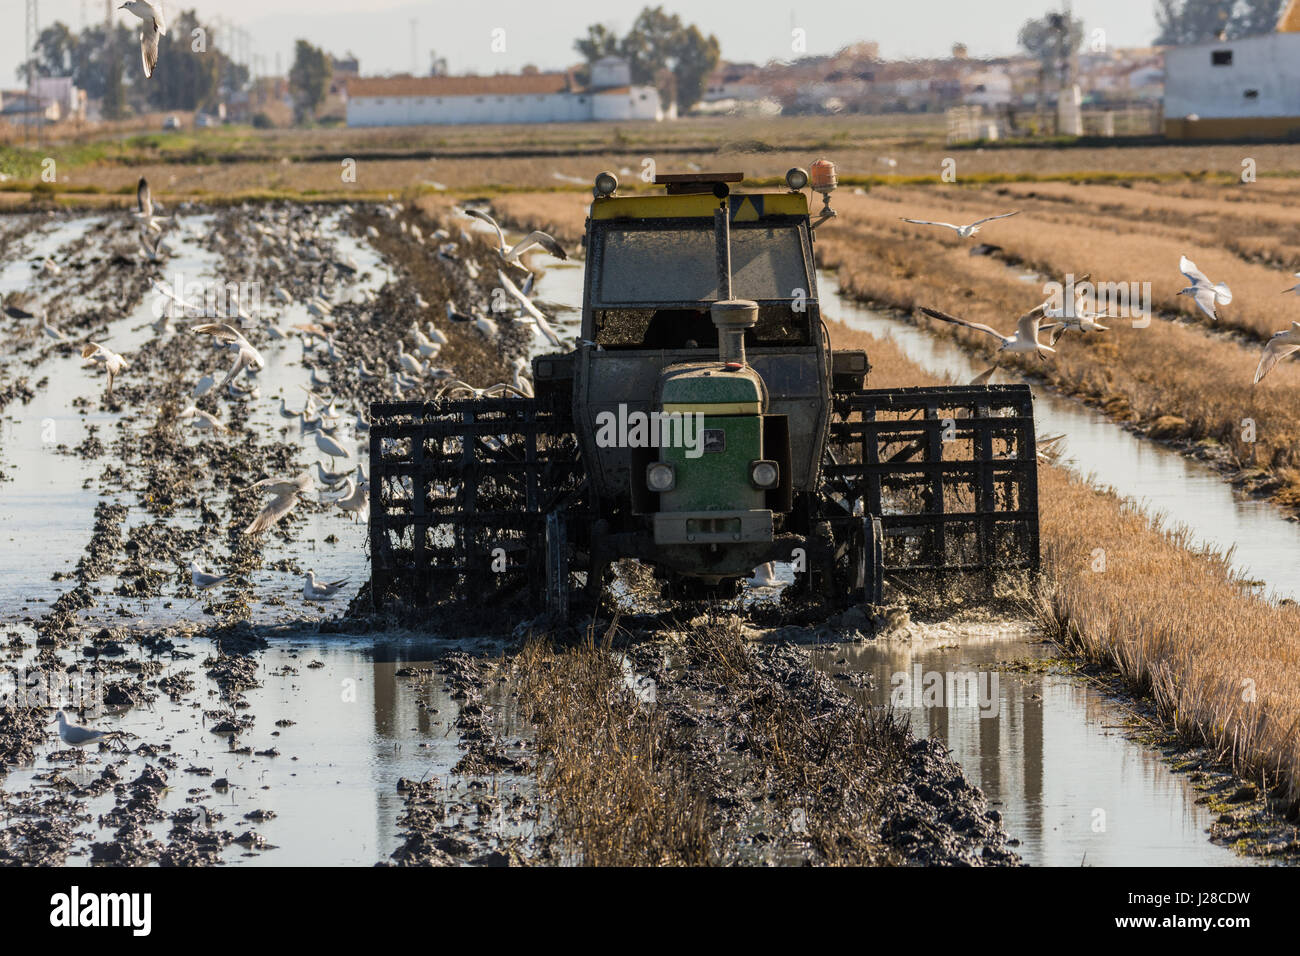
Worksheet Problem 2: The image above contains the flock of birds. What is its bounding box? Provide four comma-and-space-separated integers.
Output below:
8, 182, 570, 607
900, 210, 1300, 384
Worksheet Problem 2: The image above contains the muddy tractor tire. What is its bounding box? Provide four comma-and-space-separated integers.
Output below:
850, 515, 885, 606
545, 509, 571, 623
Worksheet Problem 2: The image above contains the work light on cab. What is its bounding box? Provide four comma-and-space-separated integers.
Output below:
785, 167, 809, 191
809, 158, 838, 224
593, 171, 618, 198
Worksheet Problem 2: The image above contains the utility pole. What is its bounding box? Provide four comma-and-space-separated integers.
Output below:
25, 0, 39, 147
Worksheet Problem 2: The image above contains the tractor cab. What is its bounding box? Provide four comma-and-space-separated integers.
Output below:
570, 169, 836, 588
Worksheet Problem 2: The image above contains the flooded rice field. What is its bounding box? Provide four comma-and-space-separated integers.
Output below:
0, 202, 1288, 865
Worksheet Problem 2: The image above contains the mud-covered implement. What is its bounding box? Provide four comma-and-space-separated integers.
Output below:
822, 384, 1039, 583
368, 397, 587, 611
368, 165, 1041, 618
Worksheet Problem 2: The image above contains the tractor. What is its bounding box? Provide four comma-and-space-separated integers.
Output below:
368, 165, 1040, 619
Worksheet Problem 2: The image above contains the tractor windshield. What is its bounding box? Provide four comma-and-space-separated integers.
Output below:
594, 222, 811, 305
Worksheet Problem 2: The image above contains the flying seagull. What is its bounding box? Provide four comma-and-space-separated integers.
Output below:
1177, 255, 1232, 322
497, 269, 562, 347
462, 208, 568, 264
245, 471, 314, 535
81, 342, 129, 396
134, 176, 168, 232
918, 304, 1054, 358
191, 322, 265, 390
119, 1, 167, 79
1282, 272, 1300, 296
1253, 322, 1300, 385
899, 210, 1020, 238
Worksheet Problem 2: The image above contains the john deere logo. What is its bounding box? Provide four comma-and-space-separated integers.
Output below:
702, 429, 725, 453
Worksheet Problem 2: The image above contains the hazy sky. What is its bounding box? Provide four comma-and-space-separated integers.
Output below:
3, 1, 1161, 86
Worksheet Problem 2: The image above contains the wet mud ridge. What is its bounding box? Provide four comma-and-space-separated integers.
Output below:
374, 607, 1022, 867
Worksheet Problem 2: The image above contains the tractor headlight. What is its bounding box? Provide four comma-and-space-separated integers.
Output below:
750, 460, 779, 489
646, 462, 675, 492
785, 167, 809, 191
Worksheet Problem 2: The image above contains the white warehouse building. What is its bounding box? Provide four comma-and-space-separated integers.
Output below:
1163, 7, 1300, 139
346, 57, 668, 127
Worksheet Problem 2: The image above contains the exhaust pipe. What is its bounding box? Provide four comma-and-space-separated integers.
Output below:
712, 299, 758, 366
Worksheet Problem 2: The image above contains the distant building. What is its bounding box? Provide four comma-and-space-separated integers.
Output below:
345, 57, 666, 126
1, 77, 85, 126
1164, 30, 1300, 138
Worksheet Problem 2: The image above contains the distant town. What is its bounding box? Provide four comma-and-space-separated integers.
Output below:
3, 0, 1298, 144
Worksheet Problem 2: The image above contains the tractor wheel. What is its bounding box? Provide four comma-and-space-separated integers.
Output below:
850, 515, 885, 605
545, 509, 570, 623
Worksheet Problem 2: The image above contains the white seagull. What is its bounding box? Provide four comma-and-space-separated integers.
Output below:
245, 471, 314, 535
496, 269, 561, 347
303, 571, 349, 602
191, 322, 265, 390
462, 208, 568, 265
1281, 272, 1300, 296
51, 711, 114, 747
1253, 322, 1300, 385
81, 342, 129, 397
900, 210, 1020, 238
134, 176, 168, 232
178, 405, 228, 433
1177, 255, 1232, 322
119, 1, 167, 78
190, 560, 230, 590
918, 304, 1054, 358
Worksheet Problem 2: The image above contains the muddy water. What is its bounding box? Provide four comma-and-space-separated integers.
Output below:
3, 628, 530, 865
813, 272, 1271, 866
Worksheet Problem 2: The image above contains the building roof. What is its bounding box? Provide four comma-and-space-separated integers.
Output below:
346, 73, 577, 98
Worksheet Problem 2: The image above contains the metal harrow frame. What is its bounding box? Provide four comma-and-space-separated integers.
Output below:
822, 384, 1040, 579
368, 397, 585, 608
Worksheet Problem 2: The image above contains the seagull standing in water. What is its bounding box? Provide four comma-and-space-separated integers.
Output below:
303, 571, 349, 601
917, 304, 1055, 358
1177, 255, 1232, 322
51, 711, 113, 747
119, 1, 167, 78
190, 560, 229, 590
899, 210, 1020, 238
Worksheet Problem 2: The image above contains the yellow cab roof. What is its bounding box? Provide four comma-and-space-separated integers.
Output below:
591, 191, 809, 222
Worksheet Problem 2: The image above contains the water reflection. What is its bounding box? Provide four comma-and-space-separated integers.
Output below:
816, 627, 1248, 866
